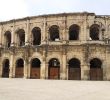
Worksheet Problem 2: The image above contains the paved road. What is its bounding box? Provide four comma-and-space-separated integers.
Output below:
0, 78, 110, 100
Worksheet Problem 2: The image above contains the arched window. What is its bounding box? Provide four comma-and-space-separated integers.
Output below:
4, 31, 11, 47
49, 25, 60, 41
32, 27, 41, 45
90, 24, 100, 40
90, 58, 102, 68
69, 24, 80, 40
17, 29, 25, 46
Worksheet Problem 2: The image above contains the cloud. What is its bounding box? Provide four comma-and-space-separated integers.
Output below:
0, 0, 29, 21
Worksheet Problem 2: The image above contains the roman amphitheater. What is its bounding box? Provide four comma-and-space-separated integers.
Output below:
0, 12, 110, 80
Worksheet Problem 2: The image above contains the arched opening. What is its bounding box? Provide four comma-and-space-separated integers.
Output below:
49, 25, 60, 41
90, 58, 103, 80
32, 27, 41, 45
15, 58, 24, 78
68, 58, 81, 80
4, 31, 11, 47
48, 58, 60, 79
17, 29, 25, 46
69, 24, 80, 40
2, 59, 10, 78
30, 58, 41, 79
90, 24, 100, 40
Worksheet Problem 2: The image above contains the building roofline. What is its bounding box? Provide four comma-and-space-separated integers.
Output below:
0, 12, 96, 24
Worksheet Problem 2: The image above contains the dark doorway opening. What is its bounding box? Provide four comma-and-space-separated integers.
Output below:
68, 58, 81, 80
90, 58, 103, 80
2, 59, 10, 78
30, 58, 41, 79
15, 59, 24, 78
48, 58, 60, 79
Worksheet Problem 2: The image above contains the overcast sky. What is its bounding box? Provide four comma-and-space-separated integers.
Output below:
0, 0, 110, 21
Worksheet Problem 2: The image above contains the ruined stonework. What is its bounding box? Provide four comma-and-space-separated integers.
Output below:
0, 12, 110, 80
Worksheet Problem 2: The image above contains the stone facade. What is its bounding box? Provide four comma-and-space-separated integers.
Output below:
0, 12, 110, 80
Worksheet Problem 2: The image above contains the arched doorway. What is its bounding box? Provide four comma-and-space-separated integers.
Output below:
15, 59, 24, 78
2, 59, 10, 78
48, 58, 60, 79
49, 25, 60, 41
30, 58, 41, 79
69, 24, 80, 40
90, 58, 103, 80
68, 58, 81, 80
32, 27, 41, 45
90, 24, 100, 40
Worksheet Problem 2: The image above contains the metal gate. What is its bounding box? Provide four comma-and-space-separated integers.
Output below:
30, 68, 40, 79
15, 68, 23, 78
48, 67, 60, 79
68, 68, 81, 80
90, 68, 103, 80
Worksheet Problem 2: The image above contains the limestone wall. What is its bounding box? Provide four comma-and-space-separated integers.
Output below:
0, 12, 110, 80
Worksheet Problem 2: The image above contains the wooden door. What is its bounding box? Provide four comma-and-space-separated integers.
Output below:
48, 67, 60, 79
2, 67, 9, 78
90, 68, 103, 80
30, 68, 40, 79
15, 67, 23, 78
68, 68, 81, 80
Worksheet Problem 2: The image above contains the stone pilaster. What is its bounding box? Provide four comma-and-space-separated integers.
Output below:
0, 63, 2, 78
11, 20, 15, 46
81, 64, 90, 80
40, 61, 46, 79
12, 63, 15, 78
0, 25, 2, 47
86, 24, 90, 41
25, 19, 30, 45
61, 54, 67, 80
104, 46, 109, 80
45, 63, 48, 79
66, 64, 69, 80
42, 18, 46, 43
9, 54, 14, 78
103, 62, 107, 80
24, 61, 28, 78
27, 62, 30, 78
82, 16, 88, 42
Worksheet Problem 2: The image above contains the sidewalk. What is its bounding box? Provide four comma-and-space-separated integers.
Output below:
0, 79, 110, 100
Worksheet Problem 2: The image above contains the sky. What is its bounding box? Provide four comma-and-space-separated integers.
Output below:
0, 0, 110, 21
